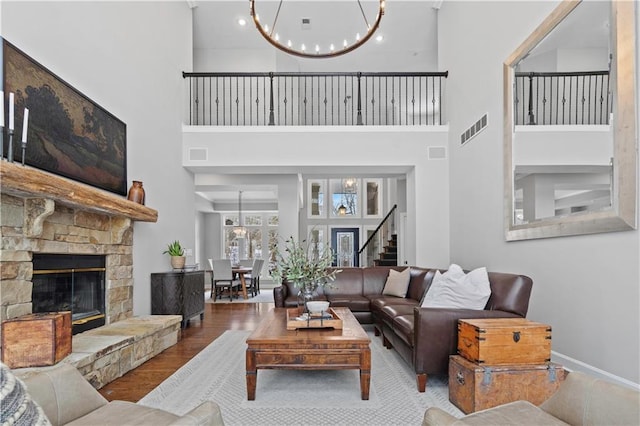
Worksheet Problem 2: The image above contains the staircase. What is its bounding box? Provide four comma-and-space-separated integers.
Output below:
373, 234, 398, 266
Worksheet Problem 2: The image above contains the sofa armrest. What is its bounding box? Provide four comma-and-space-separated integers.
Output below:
413, 307, 521, 374
21, 363, 108, 426
540, 371, 640, 425
422, 407, 459, 426
168, 401, 225, 426
273, 285, 287, 307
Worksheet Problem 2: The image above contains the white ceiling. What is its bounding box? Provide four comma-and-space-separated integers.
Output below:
190, 0, 439, 209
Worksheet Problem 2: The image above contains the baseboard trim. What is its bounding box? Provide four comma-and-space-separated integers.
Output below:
551, 350, 640, 390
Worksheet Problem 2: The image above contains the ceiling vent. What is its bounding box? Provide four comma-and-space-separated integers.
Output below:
301, 18, 311, 30
460, 113, 488, 146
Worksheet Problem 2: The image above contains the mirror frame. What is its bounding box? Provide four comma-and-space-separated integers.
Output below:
504, 0, 637, 241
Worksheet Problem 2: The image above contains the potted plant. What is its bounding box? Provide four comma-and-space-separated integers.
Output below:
270, 235, 341, 311
163, 240, 186, 269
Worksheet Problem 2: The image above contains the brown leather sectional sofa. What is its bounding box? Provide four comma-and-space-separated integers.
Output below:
273, 266, 533, 392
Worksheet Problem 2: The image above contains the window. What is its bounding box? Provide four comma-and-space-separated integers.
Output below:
330, 178, 359, 218
307, 179, 326, 218
223, 212, 277, 264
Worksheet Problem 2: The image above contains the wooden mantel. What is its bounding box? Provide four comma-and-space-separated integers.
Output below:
0, 161, 158, 222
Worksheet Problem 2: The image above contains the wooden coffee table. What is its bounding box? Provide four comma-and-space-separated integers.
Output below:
245, 307, 371, 400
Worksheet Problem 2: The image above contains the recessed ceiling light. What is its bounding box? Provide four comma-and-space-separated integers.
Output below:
376, 34, 384, 42
238, 18, 247, 26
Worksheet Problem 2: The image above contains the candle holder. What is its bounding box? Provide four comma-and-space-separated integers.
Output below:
7, 129, 14, 163
21, 140, 27, 166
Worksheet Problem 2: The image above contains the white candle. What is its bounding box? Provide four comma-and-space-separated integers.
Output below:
0, 91, 4, 127
21, 108, 29, 143
9, 92, 14, 130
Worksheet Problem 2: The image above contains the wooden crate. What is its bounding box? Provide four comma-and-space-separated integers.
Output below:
448, 354, 566, 414
1, 311, 72, 368
458, 318, 551, 365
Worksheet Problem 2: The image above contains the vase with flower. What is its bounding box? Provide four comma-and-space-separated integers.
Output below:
270, 234, 341, 314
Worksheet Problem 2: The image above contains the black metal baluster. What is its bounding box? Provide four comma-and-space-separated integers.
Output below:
357, 73, 363, 125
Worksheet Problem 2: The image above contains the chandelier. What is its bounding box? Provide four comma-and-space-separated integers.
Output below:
233, 191, 247, 239
249, 0, 385, 59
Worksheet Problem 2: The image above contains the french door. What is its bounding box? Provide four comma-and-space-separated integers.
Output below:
330, 227, 360, 267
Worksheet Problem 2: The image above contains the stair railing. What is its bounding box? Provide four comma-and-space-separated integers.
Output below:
358, 204, 397, 266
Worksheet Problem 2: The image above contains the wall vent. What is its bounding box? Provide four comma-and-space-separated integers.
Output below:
428, 146, 447, 159
460, 113, 488, 146
189, 148, 207, 161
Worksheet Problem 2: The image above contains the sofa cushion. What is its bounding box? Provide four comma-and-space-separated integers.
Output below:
422, 264, 491, 310
379, 304, 416, 329
67, 401, 178, 426
369, 295, 419, 311
1, 362, 51, 426
382, 268, 411, 297
21, 363, 108, 426
392, 314, 415, 347
422, 401, 569, 426
326, 295, 371, 312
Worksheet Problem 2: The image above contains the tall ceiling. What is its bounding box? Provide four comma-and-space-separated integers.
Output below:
190, 0, 440, 210
192, 0, 440, 71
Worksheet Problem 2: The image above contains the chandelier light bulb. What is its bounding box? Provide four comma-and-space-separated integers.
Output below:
275, 33, 280, 41
264, 24, 269, 32
301, 43, 306, 51
287, 40, 292, 47
330, 44, 335, 51
315, 44, 320, 53
343, 39, 348, 48
356, 33, 361, 41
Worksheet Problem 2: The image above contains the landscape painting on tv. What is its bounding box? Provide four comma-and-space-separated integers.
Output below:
2, 39, 127, 195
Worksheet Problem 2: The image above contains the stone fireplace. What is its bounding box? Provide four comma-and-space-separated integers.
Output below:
0, 161, 157, 325
1, 193, 136, 327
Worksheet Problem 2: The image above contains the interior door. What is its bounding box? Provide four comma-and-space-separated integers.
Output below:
330, 227, 360, 267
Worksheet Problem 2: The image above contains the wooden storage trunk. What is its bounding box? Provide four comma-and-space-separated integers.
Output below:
448, 355, 565, 414
458, 318, 551, 365
1, 311, 72, 368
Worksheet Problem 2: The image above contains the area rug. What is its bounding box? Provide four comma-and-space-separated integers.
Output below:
139, 330, 463, 425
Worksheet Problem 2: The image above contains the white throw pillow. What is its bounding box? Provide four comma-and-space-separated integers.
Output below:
382, 268, 411, 298
421, 264, 491, 310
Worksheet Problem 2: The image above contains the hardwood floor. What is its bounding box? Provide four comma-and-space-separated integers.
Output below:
98, 301, 275, 402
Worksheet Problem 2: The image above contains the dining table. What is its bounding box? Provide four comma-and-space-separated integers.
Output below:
232, 266, 252, 299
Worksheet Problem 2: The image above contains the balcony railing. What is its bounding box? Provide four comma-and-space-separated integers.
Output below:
514, 71, 611, 125
183, 71, 448, 126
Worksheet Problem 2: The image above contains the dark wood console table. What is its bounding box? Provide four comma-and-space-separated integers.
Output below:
151, 270, 205, 328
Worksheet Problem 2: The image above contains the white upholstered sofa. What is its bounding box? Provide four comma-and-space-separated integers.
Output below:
2, 362, 224, 425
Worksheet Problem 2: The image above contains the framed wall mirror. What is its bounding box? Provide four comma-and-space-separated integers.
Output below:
504, 0, 637, 241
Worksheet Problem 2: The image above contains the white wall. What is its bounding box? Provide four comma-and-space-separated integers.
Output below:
2, 1, 195, 316
439, 1, 639, 386
183, 126, 451, 268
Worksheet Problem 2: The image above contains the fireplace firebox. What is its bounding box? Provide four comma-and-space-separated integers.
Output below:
32, 254, 106, 334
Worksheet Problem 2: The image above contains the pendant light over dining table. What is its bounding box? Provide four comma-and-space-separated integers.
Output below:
250, 0, 385, 59
233, 190, 247, 239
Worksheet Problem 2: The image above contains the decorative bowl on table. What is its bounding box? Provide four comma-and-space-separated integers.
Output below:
306, 301, 330, 314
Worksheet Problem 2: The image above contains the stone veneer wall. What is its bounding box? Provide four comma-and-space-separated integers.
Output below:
0, 193, 135, 344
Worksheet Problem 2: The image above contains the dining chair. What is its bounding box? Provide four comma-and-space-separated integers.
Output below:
210, 259, 241, 301
245, 259, 264, 297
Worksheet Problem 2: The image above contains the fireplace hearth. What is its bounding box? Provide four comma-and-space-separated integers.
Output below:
32, 254, 106, 334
